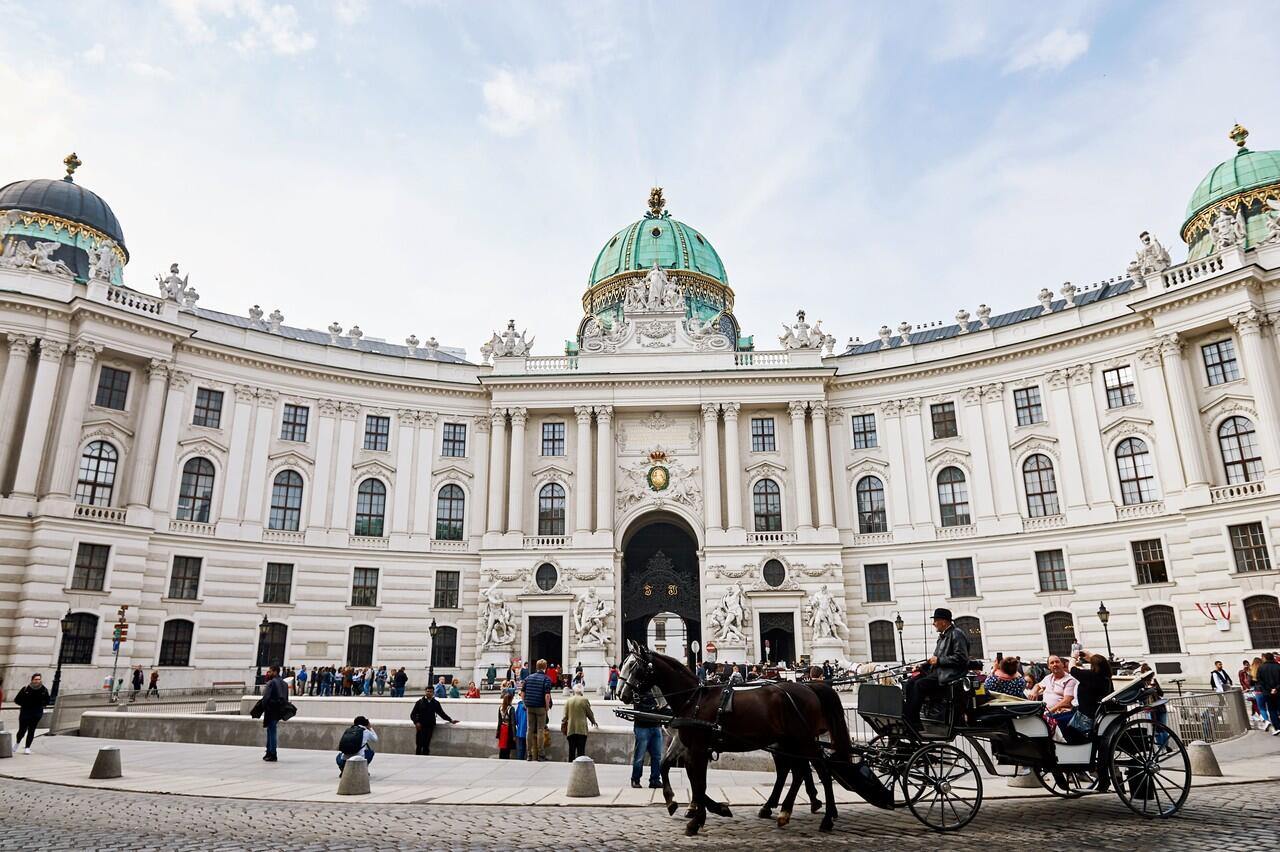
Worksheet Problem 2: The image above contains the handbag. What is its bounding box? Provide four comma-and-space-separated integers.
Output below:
498, 722, 510, 750
561, 715, 569, 735
542, 728, 551, 750
1066, 710, 1092, 734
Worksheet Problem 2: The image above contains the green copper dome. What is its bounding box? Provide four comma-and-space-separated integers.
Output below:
588, 189, 727, 287
1184, 148, 1280, 227
1181, 126, 1280, 259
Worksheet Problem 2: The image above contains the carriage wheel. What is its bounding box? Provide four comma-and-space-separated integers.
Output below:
903, 743, 983, 832
1034, 766, 1101, 798
1106, 719, 1190, 818
865, 733, 912, 807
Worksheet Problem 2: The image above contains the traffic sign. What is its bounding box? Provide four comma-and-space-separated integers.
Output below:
704, 641, 717, 654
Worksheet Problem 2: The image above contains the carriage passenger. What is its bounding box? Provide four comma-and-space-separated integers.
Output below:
983, 657, 1027, 698
1069, 653, 1114, 722
1027, 655, 1079, 739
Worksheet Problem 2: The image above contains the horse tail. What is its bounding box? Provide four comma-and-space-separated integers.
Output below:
811, 683, 852, 760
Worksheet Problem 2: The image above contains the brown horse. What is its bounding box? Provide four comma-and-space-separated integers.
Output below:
618, 641, 852, 835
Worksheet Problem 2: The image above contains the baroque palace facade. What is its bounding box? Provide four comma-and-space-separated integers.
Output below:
3, 130, 1280, 693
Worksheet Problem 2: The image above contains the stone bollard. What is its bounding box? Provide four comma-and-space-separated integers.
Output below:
337, 755, 371, 795
1007, 767, 1040, 788
1187, 740, 1222, 777
566, 755, 601, 798
89, 746, 122, 779
0, 728, 11, 759
205, 699, 218, 713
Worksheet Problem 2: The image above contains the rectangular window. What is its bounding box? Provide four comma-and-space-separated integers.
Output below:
363, 414, 390, 451
946, 557, 977, 598
1229, 522, 1272, 573
541, 422, 565, 456
192, 387, 224, 428
71, 543, 110, 591
851, 413, 878, 449
434, 570, 460, 609
441, 422, 467, 457
1103, 366, 1137, 408
280, 404, 309, 442
864, 563, 891, 603
1202, 339, 1241, 386
1013, 387, 1044, 426
167, 556, 202, 600
930, 402, 958, 439
351, 567, 379, 607
1035, 549, 1069, 592
263, 562, 294, 605
94, 366, 130, 410
750, 417, 776, 452
1131, 539, 1169, 585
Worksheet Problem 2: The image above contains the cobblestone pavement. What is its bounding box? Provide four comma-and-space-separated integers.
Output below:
0, 776, 1269, 851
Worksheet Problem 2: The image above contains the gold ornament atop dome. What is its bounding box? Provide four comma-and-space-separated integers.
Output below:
62, 152, 82, 181
647, 186, 666, 218
1229, 124, 1249, 149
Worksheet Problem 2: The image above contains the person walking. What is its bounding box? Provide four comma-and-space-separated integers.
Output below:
496, 691, 515, 759
630, 686, 664, 788
1209, 660, 1232, 693
514, 694, 529, 760
607, 664, 620, 699
146, 670, 160, 698
14, 673, 50, 754
1257, 652, 1280, 736
257, 666, 290, 761
562, 684, 598, 761
410, 686, 458, 755
336, 716, 378, 775
375, 666, 387, 696
130, 666, 144, 700
392, 667, 407, 697
521, 659, 553, 762
295, 665, 307, 696
486, 663, 498, 691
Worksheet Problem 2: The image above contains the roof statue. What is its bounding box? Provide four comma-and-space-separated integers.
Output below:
0, 237, 73, 277
1127, 231, 1171, 281
484, 319, 534, 361
86, 239, 120, 282
779, 309, 833, 352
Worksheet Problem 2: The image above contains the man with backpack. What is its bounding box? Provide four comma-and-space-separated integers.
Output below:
337, 716, 378, 774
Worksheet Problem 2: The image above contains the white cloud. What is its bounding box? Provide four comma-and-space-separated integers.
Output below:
1005, 28, 1089, 73
128, 61, 174, 79
82, 43, 107, 63
162, 0, 315, 55
334, 0, 368, 26
480, 63, 584, 137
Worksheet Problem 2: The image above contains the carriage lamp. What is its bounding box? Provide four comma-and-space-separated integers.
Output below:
894, 612, 905, 662
50, 607, 74, 705
255, 614, 270, 693
427, 618, 439, 690
1097, 602, 1114, 662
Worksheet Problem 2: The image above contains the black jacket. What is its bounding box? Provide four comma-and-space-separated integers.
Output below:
1257, 661, 1280, 692
261, 676, 290, 724
930, 624, 970, 684
411, 696, 453, 727
15, 684, 50, 713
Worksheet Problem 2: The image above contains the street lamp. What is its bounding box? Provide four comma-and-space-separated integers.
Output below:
49, 608, 74, 706
427, 618, 439, 694
1097, 602, 1114, 661
894, 612, 905, 663
255, 614, 269, 695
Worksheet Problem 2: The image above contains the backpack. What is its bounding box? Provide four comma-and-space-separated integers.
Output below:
338, 725, 365, 756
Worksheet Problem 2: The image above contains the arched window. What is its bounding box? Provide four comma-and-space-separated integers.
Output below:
1022, 454, 1060, 517
1245, 595, 1280, 648
1142, 605, 1181, 654
1115, 437, 1157, 505
158, 619, 194, 667
75, 441, 117, 506
354, 478, 386, 537
868, 620, 897, 663
257, 621, 287, 669
537, 483, 566, 536
176, 457, 215, 523
1219, 416, 1264, 484
955, 616, 985, 661
1044, 611, 1075, 659
61, 612, 98, 665
268, 471, 304, 531
435, 484, 465, 540
752, 479, 782, 531
856, 476, 887, 533
347, 624, 374, 667
431, 625, 458, 668
936, 466, 970, 527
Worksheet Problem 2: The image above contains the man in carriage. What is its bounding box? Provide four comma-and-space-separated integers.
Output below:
903, 607, 970, 728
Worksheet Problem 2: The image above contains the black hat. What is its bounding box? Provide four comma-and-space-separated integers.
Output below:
931, 608, 953, 621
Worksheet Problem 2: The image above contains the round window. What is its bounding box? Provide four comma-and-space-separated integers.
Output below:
650, 226, 662, 237
762, 559, 786, 588
535, 563, 558, 591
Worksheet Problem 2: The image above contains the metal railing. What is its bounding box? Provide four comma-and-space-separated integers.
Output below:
1162, 687, 1250, 744
45, 685, 246, 735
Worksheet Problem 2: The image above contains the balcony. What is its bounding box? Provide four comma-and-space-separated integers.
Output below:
745, 531, 798, 545
1022, 514, 1067, 533
430, 539, 469, 552
168, 519, 215, 536
1210, 480, 1266, 504
852, 531, 894, 547
523, 534, 572, 549
936, 524, 976, 540
74, 503, 126, 524
734, 351, 790, 368
263, 529, 305, 544
1116, 501, 1166, 520
523, 356, 578, 372
1160, 254, 1227, 290
349, 535, 389, 550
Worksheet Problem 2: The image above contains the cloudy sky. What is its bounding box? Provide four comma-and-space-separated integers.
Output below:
2, 1, 1275, 357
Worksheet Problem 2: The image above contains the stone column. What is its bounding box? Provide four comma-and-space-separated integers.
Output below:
1232, 310, 1280, 474
899, 398, 930, 527
980, 383, 1018, 518
11, 340, 66, 498
486, 409, 506, 533
1045, 370, 1087, 510
1159, 333, 1209, 487
242, 390, 279, 525
147, 370, 192, 514
594, 405, 614, 533
1068, 365, 1111, 506
411, 412, 436, 535
788, 401, 814, 530
126, 359, 172, 508
390, 408, 415, 535
880, 401, 912, 532
960, 387, 996, 522
307, 400, 339, 531
506, 407, 527, 535
827, 406, 854, 532
470, 414, 491, 538
328, 402, 360, 530
47, 339, 103, 498
574, 406, 594, 534
1136, 346, 1186, 494
218, 385, 257, 523
0, 334, 35, 486
701, 403, 722, 531
722, 402, 744, 531
809, 401, 835, 530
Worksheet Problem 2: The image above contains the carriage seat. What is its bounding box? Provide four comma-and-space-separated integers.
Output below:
970, 693, 1045, 722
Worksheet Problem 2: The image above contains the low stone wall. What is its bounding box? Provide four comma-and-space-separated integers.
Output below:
237, 695, 633, 731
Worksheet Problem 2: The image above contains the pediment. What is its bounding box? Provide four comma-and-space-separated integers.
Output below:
267, 449, 314, 469
1198, 392, 1254, 416
1099, 416, 1154, 437
846, 455, 889, 472
81, 417, 134, 440
432, 463, 474, 480
925, 446, 970, 465
177, 435, 229, 456
745, 459, 788, 475
352, 457, 396, 481
531, 462, 574, 480
1008, 433, 1057, 453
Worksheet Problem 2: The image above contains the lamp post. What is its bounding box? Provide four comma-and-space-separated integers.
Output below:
255, 614, 269, 695
427, 618, 439, 694
894, 612, 905, 663
49, 608, 74, 706
1097, 602, 1113, 661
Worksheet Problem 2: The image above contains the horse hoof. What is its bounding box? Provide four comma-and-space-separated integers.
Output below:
667, 802, 678, 816
721, 806, 732, 818
684, 808, 697, 819
684, 821, 699, 837
820, 818, 834, 833
777, 812, 791, 828
810, 801, 822, 814
757, 806, 772, 819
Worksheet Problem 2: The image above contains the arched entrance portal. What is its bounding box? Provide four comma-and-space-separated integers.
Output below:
621, 517, 700, 665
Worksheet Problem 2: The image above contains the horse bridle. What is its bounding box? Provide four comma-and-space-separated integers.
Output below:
617, 653, 656, 699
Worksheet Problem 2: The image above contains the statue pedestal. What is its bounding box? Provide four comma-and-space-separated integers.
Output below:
709, 643, 749, 669
808, 637, 849, 668
475, 645, 514, 688
569, 645, 610, 694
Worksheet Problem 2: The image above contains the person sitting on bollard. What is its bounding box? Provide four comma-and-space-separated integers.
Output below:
336, 716, 378, 775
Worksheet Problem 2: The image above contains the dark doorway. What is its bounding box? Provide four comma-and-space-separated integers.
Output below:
528, 616, 563, 667
759, 612, 796, 665
622, 519, 700, 666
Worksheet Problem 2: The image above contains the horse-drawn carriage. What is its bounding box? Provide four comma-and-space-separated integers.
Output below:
616, 642, 1192, 836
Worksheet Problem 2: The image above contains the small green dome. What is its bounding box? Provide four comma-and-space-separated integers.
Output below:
1183, 126, 1280, 234
588, 190, 727, 287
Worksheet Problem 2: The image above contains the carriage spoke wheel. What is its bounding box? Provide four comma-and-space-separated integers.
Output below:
1106, 719, 1190, 818
1034, 765, 1101, 798
902, 743, 983, 832
865, 733, 913, 807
